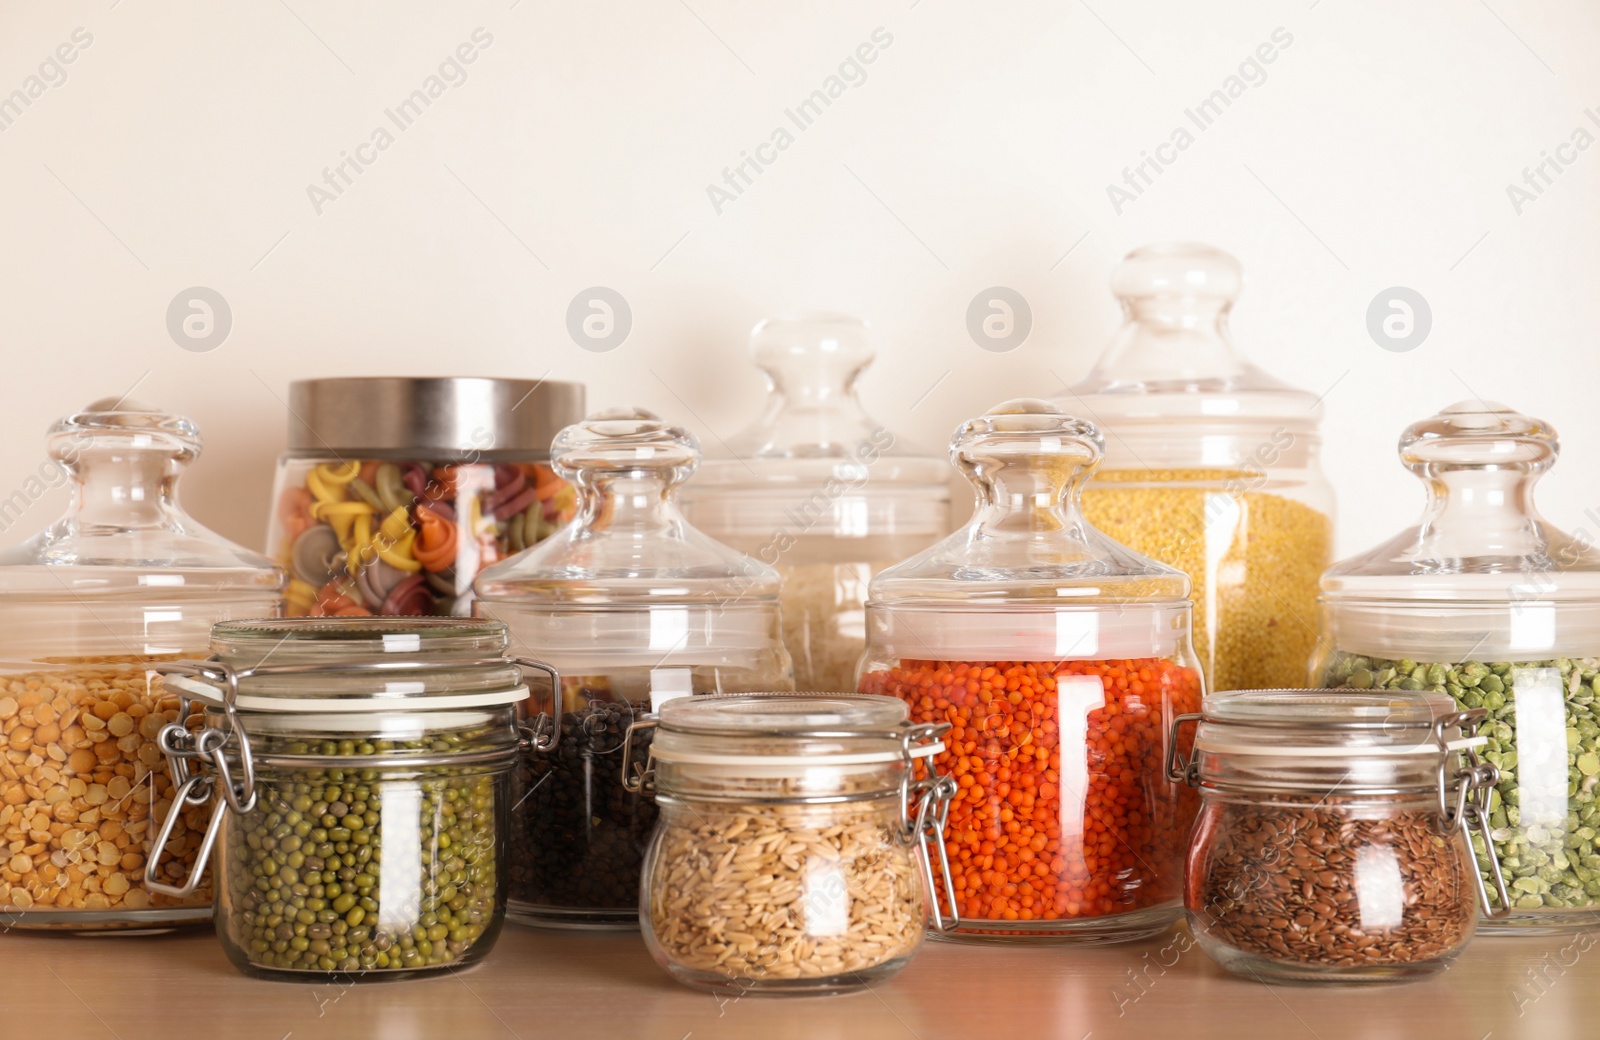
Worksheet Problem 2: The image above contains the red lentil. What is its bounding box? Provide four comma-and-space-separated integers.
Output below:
859, 657, 1201, 926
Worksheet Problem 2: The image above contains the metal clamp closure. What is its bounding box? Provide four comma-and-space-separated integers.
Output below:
620, 717, 659, 795
1432, 708, 1511, 919
901, 720, 960, 935
145, 658, 258, 899
1166, 712, 1203, 785
512, 657, 562, 753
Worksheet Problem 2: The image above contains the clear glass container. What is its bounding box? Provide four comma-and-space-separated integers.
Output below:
0, 398, 284, 932
632, 693, 954, 994
680, 315, 950, 691
151, 617, 523, 980
266, 377, 585, 618
1174, 688, 1506, 982
474, 408, 794, 929
1058, 244, 1334, 692
1314, 400, 1600, 933
857, 398, 1205, 944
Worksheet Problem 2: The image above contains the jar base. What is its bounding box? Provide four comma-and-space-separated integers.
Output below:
505, 900, 638, 931
658, 954, 912, 996
1200, 941, 1457, 984
0, 905, 211, 934
929, 903, 1181, 946
1479, 909, 1600, 936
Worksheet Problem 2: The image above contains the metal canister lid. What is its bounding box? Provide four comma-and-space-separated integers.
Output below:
287, 376, 584, 457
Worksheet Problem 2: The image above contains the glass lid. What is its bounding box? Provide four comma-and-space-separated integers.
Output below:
1059, 243, 1320, 432
1320, 400, 1600, 658
0, 397, 284, 596
473, 407, 780, 606
865, 399, 1190, 660
656, 691, 908, 735
682, 314, 948, 535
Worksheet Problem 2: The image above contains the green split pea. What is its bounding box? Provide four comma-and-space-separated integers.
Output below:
1324, 653, 1600, 914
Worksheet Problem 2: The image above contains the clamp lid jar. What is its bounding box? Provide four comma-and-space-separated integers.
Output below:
151, 617, 525, 980
1314, 401, 1600, 931
858, 398, 1204, 944
631, 693, 955, 994
1172, 688, 1507, 982
679, 315, 950, 691
0, 397, 284, 932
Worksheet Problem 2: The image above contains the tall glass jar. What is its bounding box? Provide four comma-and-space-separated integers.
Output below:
1174, 688, 1507, 982
1058, 244, 1334, 692
266, 376, 584, 618
0, 398, 284, 932
474, 408, 793, 929
857, 399, 1204, 944
631, 693, 955, 994
1315, 400, 1600, 933
680, 315, 950, 691
150, 618, 522, 980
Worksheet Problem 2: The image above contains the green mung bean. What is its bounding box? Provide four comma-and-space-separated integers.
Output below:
218, 732, 504, 976
1323, 653, 1600, 914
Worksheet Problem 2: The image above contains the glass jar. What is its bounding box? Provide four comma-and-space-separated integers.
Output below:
266, 376, 585, 618
857, 399, 1205, 943
1173, 688, 1508, 982
1058, 244, 1334, 692
150, 617, 524, 980
630, 693, 955, 994
1315, 400, 1600, 933
474, 408, 794, 929
680, 315, 950, 691
0, 398, 284, 932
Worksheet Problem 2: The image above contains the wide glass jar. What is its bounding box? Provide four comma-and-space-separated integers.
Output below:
680, 315, 950, 691
474, 408, 793, 929
150, 617, 524, 980
0, 398, 284, 932
267, 376, 584, 618
1058, 244, 1334, 692
857, 399, 1204, 943
1315, 400, 1600, 933
1174, 688, 1508, 982
631, 693, 955, 994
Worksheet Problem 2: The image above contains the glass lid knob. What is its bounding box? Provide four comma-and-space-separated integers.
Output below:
1399, 400, 1558, 474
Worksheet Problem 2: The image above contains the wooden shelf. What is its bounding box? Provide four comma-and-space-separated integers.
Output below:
3, 921, 1591, 1038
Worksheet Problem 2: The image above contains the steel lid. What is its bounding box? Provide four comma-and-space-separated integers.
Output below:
287, 376, 584, 456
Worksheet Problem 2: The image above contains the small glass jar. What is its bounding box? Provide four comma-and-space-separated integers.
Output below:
474, 408, 794, 929
0, 398, 285, 932
857, 399, 1205, 943
149, 618, 524, 980
266, 376, 584, 618
1314, 401, 1600, 933
1172, 688, 1508, 982
680, 316, 950, 692
630, 693, 955, 994
1059, 244, 1334, 692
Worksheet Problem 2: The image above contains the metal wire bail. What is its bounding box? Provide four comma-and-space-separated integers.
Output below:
1431, 708, 1511, 918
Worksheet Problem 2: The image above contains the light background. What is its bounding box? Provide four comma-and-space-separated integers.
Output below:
0, 0, 1595, 557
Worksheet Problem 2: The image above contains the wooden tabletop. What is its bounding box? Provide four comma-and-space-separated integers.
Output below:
3, 922, 1589, 1039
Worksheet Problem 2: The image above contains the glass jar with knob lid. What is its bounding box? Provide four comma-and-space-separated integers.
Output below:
0, 397, 284, 932
474, 407, 794, 929
857, 398, 1204, 943
1057, 244, 1334, 692
679, 315, 950, 692
1171, 688, 1508, 982
1315, 400, 1600, 932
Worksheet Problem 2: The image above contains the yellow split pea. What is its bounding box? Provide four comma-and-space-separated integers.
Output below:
1081, 470, 1331, 692
0, 657, 213, 917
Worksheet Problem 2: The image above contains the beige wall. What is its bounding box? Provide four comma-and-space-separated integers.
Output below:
1, 0, 1597, 557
